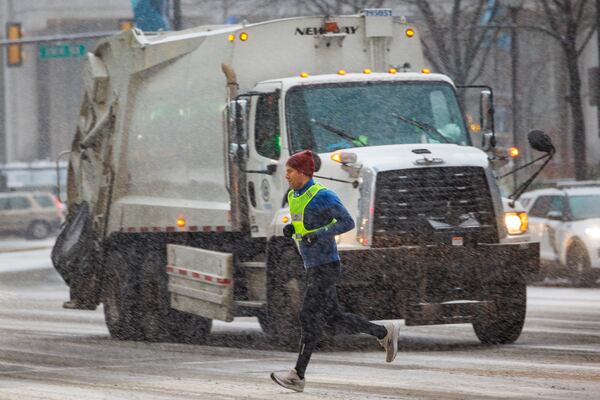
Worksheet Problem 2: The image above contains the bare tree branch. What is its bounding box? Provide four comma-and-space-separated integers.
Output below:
466, 38, 494, 84
538, 0, 564, 34
421, 39, 446, 75
575, 0, 590, 24
577, 24, 597, 55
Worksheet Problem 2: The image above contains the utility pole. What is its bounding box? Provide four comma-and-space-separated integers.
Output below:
508, 1, 523, 192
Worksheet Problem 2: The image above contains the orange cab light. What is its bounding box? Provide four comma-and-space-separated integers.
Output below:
388, 67, 398, 74
509, 147, 520, 157
300, 72, 309, 78
421, 68, 431, 74
176, 217, 186, 228
239, 32, 249, 41
406, 28, 415, 38
228, 34, 235, 42
363, 68, 372, 74
337, 69, 346, 75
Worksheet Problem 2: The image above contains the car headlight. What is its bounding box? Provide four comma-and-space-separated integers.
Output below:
505, 212, 528, 235
585, 227, 600, 239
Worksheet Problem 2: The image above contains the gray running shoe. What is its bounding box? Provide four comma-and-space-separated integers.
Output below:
270, 369, 305, 392
378, 322, 400, 362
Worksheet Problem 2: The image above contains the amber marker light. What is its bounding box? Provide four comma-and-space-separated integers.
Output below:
363, 68, 372, 74
388, 68, 398, 74
176, 217, 186, 228
509, 146, 520, 157
282, 216, 290, 223
421, 68, 431, 74
239, 32, 249, 41
228, 34, 235, 42
406, 28, 415, 38
300, 72, 309, 78
331, 151, 342, 163
337, 69, 347, 75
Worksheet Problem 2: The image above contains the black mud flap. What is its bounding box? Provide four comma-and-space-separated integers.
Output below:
51, 202, 100, 309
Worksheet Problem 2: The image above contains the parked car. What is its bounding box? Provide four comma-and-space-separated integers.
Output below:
521, 181, 600, 285
0, 191, 64, 240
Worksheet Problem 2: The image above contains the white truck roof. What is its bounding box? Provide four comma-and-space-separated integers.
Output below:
261, 72, 454, 90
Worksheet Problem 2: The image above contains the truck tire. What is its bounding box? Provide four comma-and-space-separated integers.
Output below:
139, 244, 212, 344
472, 272, 526, 345
566, 243, 597, 287
103, 248, 144, 341
261, 246, 305, 348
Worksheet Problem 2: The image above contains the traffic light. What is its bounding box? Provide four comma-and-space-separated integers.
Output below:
509, 146, 520, 158
119, 19, 134, 31
6, 22, 22, 67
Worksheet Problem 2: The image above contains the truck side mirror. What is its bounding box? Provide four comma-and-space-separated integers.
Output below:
528, 130, 555, 154
480, 90, 494, 135
228, 99, 249, 143
228, 99, 249, 161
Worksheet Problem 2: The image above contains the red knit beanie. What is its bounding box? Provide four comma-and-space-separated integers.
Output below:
286, 150, 315, 177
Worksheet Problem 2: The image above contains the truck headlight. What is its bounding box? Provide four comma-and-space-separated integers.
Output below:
505, 212, 528, 235
585, 227, 600, 239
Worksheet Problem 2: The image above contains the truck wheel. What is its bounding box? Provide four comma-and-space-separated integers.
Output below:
139, 245, 212, 343
139, 247, 171, 341
261, 246, 305, 347
472, 272, 526, 345
103, 249, 144, 340
566, 243, 597, 287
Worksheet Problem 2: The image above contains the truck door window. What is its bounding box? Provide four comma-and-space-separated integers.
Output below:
254, 94, 280, 160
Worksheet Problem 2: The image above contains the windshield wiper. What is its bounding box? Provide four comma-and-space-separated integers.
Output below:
310, 118, 366, 146
391, 113, 451, 144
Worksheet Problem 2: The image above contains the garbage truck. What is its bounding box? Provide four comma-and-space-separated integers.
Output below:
52, 10, 545, 346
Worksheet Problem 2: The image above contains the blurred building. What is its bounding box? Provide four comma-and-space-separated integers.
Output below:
0, 0, 132, 164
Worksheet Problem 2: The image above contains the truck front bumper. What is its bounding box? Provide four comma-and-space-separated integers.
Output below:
336, 241, 539, 322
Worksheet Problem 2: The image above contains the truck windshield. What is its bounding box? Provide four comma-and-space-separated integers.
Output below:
569, 195, 600, 220
286, 81, 470, 153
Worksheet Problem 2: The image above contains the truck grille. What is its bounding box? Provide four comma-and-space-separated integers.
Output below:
372, 167, 498, 247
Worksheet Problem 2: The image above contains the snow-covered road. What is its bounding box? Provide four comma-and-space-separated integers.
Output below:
0, 244, 599, 399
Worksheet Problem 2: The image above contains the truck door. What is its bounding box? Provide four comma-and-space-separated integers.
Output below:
245, 89, 285, 237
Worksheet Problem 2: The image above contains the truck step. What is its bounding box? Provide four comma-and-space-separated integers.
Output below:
405, 300, 495, 326
234, 300, 266, 309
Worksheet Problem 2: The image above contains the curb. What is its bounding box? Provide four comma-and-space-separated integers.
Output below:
0, 245, 53, 254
